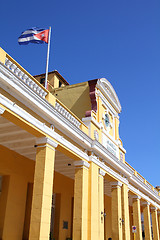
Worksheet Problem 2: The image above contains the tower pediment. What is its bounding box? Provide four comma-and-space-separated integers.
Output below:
96, 78, 122, 114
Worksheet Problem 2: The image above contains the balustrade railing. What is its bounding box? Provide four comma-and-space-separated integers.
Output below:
146, 181, 153, 190
125, 162, 135, 174
55, 100, 81, 128
125, 162, 159, 198
137, 172, 145, 183
4, 55, 48, 99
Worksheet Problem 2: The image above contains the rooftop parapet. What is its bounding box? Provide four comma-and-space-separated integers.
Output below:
0, 47, 48, 99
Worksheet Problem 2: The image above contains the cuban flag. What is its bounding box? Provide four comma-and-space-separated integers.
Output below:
18, 27, 49, 45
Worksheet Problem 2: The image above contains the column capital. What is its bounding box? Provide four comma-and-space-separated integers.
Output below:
151, 206, 157, 212
142, 201, 150, 206
36, 137, 58, 150
74, 160, 90, 169
99, 168, 105, 177
110, 181, 122, 188
131, 195, 141, 200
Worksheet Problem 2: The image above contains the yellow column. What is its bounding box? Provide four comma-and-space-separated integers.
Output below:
2, 175, 28, 240
142, 202, 152, 240
99, 169, 105, 240
88, 161, 99, 240
29, 137, 58, 240
111, 181, 123, 240
73, 160, 90, 240
151, 206, 159, 240
121, 184, 130, 240
132, 195, 142, 240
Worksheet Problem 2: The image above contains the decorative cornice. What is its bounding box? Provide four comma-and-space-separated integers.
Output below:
74, 160, 90, 169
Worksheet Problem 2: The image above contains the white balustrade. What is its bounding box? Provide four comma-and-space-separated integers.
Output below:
154, 190, 159, 196
137, 173, 144, 183
125, 164, 135, 174
5, 58, 47, 99
55, 102, 81, 128
146, 182, 152, 190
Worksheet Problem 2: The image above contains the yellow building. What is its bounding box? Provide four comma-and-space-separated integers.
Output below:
0, 47, 160, 240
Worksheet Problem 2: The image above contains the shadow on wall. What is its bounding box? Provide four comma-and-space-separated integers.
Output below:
70, 87, 91, 120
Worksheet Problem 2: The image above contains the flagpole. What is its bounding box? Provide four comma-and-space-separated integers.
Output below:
45, 26, 51, 89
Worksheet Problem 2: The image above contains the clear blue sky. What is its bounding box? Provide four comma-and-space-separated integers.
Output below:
1, 0, 160, 187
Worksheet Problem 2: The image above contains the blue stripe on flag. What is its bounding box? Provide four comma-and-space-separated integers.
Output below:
18, 39, 45, 45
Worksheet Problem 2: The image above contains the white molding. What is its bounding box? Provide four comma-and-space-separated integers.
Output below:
74, 160, 90, 169
119, 144, 126, 154
0, 106, 5, 115
99, 168, 106, 177
36, 137, 58, 149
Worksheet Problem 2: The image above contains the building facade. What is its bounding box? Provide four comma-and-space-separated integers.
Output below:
0, 47, 160, 240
